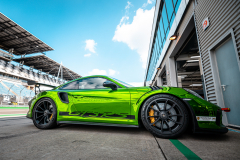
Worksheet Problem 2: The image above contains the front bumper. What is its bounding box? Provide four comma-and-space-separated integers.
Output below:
182, 99, 228, 134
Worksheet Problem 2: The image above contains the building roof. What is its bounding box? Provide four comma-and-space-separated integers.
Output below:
0, 12, 53, 55
0, 49, 13, 61
14, 55, 81, 81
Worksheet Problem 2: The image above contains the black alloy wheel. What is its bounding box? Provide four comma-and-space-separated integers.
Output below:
33, 98, 57, 129
141, 94, 189, 138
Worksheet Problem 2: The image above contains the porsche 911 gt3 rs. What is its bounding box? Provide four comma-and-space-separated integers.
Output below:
27, 75, 228, 138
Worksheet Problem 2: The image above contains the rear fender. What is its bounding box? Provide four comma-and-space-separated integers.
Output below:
29, 91, 68, 118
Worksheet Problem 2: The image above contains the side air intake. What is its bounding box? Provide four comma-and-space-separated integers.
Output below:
58, 92, 69, 103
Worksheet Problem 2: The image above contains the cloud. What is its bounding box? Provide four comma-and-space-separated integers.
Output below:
119, 16, 129, 26
109, 69, 119, 76
125, 1, 132, 9
88, 69, 107, 75
112, 7, 155, 68
148, 0, 154, 4
85, 39, 97, 53
87, 69, 119, 76
84, 53, 91, 57
128, 82, 144, 87
142, 0, 155, 8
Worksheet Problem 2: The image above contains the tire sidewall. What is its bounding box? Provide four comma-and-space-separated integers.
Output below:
32, 97, 57, 129
141, 94, 189, 138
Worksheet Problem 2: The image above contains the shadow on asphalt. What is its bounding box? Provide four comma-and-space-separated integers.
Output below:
54, 123, 149, 135
25, 122, 232, 141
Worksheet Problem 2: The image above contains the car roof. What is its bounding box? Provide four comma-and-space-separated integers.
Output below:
55, 75, 126, 89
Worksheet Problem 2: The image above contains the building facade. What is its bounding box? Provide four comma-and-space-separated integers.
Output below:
145, 0, 240, 128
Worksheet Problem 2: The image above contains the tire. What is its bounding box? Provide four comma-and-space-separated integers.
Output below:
141, 94, 189, 138
32, 98, 57, 129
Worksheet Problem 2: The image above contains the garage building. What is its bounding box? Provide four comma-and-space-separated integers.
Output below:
144, 0, 240, 128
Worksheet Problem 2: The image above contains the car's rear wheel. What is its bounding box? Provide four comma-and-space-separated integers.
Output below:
141, 94, 189, 138
32, 98, 57, 129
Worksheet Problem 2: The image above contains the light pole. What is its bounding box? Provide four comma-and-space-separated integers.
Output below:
19, 86, 25, 104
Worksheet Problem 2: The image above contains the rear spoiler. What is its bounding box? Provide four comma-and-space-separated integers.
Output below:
27, 81, 57, 95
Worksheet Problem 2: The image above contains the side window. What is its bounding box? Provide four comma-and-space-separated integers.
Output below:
79, 77, 110, 89
60, 81, 79, 90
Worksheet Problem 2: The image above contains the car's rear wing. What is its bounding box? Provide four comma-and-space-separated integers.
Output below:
27, 81, 57, 95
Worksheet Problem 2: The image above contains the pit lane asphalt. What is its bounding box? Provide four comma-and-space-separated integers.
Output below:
0, 110, 240, 160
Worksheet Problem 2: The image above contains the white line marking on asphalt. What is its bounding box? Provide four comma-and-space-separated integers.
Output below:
0, 115, 25, 118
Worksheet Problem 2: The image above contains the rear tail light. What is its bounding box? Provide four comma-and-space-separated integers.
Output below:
221, 108, 230, 112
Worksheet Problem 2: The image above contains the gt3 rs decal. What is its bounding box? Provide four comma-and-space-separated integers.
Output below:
59, 112, 135, 119
196, 116, 216, 122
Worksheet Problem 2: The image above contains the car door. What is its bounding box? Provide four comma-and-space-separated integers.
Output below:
68, 77, 131, 122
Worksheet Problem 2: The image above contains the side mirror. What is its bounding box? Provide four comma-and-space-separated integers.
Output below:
103, 81, 117, 90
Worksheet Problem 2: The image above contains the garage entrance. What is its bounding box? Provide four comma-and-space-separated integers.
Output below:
175, 30, 204, 98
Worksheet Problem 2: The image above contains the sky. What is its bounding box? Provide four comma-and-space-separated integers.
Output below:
0, 0, 155, 87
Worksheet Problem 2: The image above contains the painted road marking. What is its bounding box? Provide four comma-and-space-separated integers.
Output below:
170, 139, 201, 160
0, 107, 29, 109
0, 116, 25, 118
228, 128, 240, 133
0, 114, 26, 118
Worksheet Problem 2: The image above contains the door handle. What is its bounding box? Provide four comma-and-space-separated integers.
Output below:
221, 85, 227, 91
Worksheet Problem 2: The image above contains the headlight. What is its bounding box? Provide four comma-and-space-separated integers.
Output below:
184, 88, 203, 99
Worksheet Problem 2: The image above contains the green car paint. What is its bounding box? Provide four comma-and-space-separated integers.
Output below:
27, 75, 226, 132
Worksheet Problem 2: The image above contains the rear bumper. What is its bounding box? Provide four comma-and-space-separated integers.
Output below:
26, 111, 32, 119
26, 115, 32, 119
182, 99, 228, 134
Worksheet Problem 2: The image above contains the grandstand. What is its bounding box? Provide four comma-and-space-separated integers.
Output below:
0, 79, 33, 105
0, 12, 81, 105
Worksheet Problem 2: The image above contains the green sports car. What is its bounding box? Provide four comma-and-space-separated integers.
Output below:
27, 75, 228, 138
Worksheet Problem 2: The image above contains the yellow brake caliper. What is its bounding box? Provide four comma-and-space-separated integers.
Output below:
49, 114, 53, 120
149, 105, 155, 126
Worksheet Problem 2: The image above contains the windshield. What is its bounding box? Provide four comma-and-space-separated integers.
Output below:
110, 77, 133, 88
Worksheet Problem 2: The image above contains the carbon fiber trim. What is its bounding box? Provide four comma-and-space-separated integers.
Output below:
59, 112, 69, 115
59, 112, 135, 119
126, 115, 135, 119
58, 121, 139, 128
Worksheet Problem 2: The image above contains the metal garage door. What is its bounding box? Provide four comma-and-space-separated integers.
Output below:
215, 38, 240, 126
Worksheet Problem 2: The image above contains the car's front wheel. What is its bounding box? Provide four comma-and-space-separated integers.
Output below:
32, 98, 57, 129
141, 94, 189, 138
